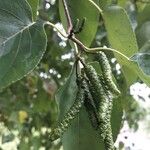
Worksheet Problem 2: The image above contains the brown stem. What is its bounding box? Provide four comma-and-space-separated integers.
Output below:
70, 36, 85, 50
62, 0, 73, 34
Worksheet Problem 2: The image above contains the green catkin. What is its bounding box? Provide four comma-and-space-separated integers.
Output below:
87, 81, 99, 111
83, 64, 109, 120
100, 74, 115, 150
104, 124, 114, 150
96, 52, 120, 96
84, 80, 100, 130
49, 79, 85, 141
83, 61, 115, 149
83, 64, 110, 139
104, 100, 114, 150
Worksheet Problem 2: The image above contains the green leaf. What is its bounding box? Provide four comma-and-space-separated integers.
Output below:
136, 4, 150, 48
118, 0, 128, 7
56, 67, 78, 119
0, 0, 47, 89
135, 65, 150, 86
103, 5, 138, 60
103, 5, 138, 86
131, 41, 150, 76
59, 0, 99, 47
56, 66, 123, 150
27, 0, 39, 21
99, 0, 111, 9
102, 5, 150, 86
136, 21, 150, 48
137, 4, 150, 27
111, 96, 123, 140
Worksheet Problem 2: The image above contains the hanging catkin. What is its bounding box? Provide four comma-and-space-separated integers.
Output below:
99, 74, 115, 150
96, 51, 120, 96
83, 64, 109, 120
49, 78, 85, 141
84, 80, 100, 130
83, 64, 110, 139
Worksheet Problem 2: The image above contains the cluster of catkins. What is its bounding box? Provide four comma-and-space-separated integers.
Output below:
49, 52, 120, 150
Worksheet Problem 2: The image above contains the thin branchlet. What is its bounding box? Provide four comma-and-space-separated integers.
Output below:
45, 22, 129, 61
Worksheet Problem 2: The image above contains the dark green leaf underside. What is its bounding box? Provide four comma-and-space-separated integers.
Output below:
0, 0, 47, 89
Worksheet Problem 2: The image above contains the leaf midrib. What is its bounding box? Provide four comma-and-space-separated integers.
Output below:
0, 22, 35, 46
0, 22, 35, 82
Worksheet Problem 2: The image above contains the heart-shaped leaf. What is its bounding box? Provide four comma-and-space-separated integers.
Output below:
0, 0, 47, 89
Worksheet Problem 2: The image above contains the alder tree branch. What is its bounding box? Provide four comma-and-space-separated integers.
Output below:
46, 0, 130, 61
71, 37, 130, 61
45, 21, 129, 61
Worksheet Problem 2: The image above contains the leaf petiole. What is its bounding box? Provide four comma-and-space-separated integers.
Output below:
45, 21, 68, 38
87, 0, 103, 14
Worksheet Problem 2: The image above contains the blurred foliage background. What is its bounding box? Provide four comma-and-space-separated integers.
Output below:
0, 0, 150, 149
